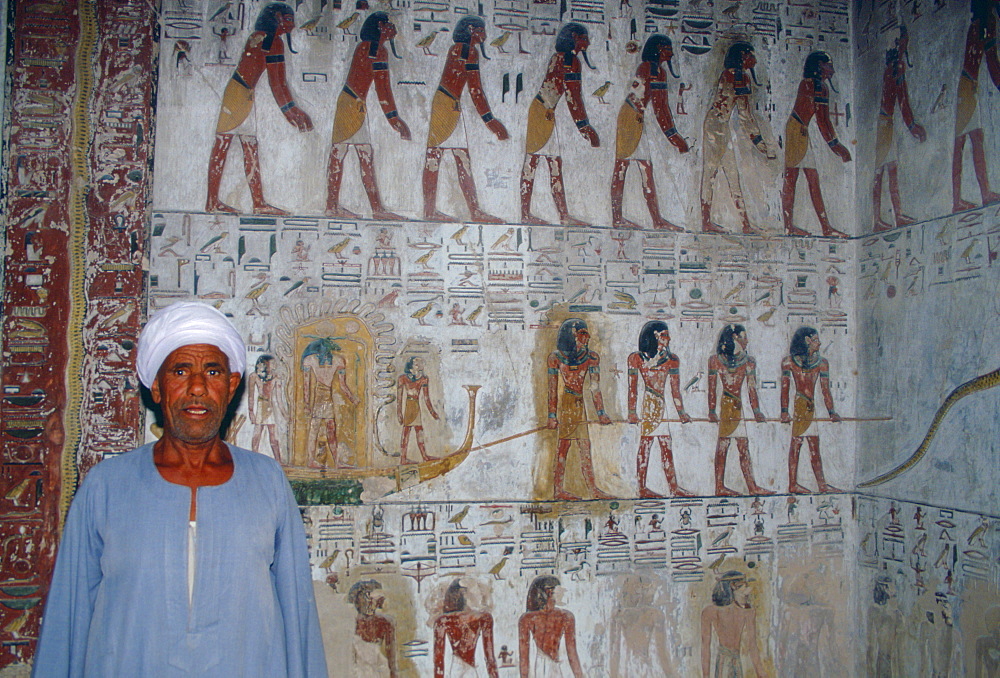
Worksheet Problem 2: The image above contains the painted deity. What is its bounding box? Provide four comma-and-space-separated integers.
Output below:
700, 570, 767, 678
953, 0, 1000, 212
423, 17, 509, 223
432, 579, 499, 678
608, 575, 676, 677
349, 579, 398, 678
611, 34, 689, 231
396, 356, 440, 464
518, 576, 584, 678
206, 3, 313, 215
780, 327, 843, 494
707, 324, 773, 496
521, 23, 599, 226
873, 26, 927, 232
247, 354, 286, 462
866, 575, 902, 677
626, 321, 693, 498
327, 12, 410, 220
701, 42, 775, 234
546, 319, 612, 501
780, 51, 852, 238
301, 337, 358, 468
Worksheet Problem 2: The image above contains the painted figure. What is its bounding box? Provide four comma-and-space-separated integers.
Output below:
873, 27, 927, 232
953, 0, 1000, 212
700, 570, 767, 678
432, 579, 499, 678
611, 35, 689, 231
518, 576, 583, 678
701, 42, 776, 234
626, 321, 693, 498
780, 327, 843, 494
547, 318, 613, 500
327, 12, 410, 219
609, 575, 676, 677
349, 579, 398, 678
248, 354, 286, 462
708, 324, 773, 497
521, 23, 599, 226
866, 575, 901, 677
206, 3, 313, 215
301, 337, 359, 468
781, 52, 852, 238
397, 356, 440, 464
975, 606, 1000, 677
423, 17, 509, 223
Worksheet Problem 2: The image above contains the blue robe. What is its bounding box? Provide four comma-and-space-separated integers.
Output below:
33, 443, 328, 677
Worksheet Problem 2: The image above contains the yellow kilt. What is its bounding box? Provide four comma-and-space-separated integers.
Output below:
427, 89, 461, 147
525, 98, 556, 154
784, 116, 809, 168
791, 393, 815, 437
615, 103, 643, 159
332, 90, 367, 144
955, 74, 978, 135
215, 78, 255, 134
558, 391, 589, 440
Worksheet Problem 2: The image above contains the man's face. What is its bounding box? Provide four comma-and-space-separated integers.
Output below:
470, 25, 486, 47
806, 333, 821, 354
655, 329, 670, 350
379, 20, 397, 42
255, 360, 270, 378
741, 49, 757, 70
735, 331, 749, 352
733, 580, 750, 605
276, 12, 295, 36
573, 31, 590, 53
819, 59, 834, 80
411, 358, 424, 377
659, 43, 673, 64
152, 344, 240, 446
574, 328, 590, 349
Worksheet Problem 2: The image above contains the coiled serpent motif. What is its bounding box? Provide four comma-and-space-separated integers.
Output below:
859, 366, 1000, 487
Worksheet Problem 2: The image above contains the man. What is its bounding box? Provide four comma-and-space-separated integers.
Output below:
397, 356, 440, 464
521, 23, 599, 226
33, 301, 326, 676
327, 12, 410, 220
707, 324, 773, 496
953, 0, 1000, 213
432, 578, 499, 678
518, 576, 583, 678
701, 42, 775, 234
873, 27, 927, 232
248, 353, 286, 462
700, 570, 767, 678
349, 579, 398, 677
626, 321, 694, 498
611, 34, 689, 231
423, 16, 509, 223
206, 3, 313, 215
780, 51, 852, 238
301, 337, 359, 469
780, 326, 843, 494
546, 318, 612, 500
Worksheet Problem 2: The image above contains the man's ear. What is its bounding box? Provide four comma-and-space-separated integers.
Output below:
150, 376, 162, 405
228, 371, 242, 398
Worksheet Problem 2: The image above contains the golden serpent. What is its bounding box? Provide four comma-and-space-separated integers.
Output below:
858, 366, 1000, 487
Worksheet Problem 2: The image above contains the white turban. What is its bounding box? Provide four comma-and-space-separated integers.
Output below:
136, 301, 247, 389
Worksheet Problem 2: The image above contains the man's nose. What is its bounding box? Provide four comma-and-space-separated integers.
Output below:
187, 372, 209, 394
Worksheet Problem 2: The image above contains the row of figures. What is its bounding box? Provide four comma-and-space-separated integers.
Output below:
547, 319, 849, 500
202, 1, 1000, 234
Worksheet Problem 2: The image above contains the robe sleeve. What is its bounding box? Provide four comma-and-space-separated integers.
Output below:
32, 472, 105, 678
271, 470, 328, 678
